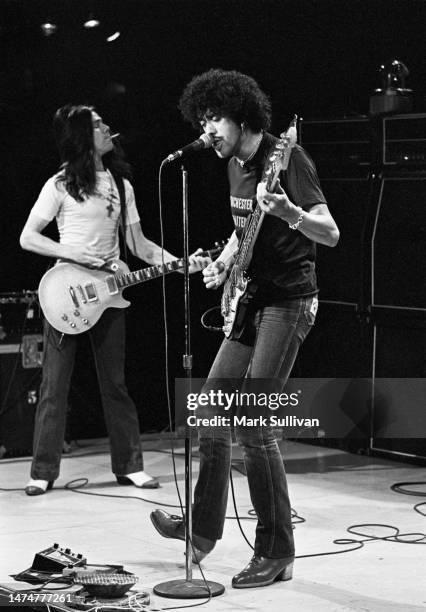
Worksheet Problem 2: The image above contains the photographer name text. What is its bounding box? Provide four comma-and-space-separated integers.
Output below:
186, 415, 319, 427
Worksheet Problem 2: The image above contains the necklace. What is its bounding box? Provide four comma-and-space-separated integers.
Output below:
99, 170, 118, 218
234, 132, 263, 167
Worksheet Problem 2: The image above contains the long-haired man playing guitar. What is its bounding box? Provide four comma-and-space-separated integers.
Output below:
20, 104, 209, 496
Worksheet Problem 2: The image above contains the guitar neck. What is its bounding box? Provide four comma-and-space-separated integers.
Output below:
115, 246, 221, 289
117, 259, 184, 289
234, 119, 297, 272
235, 206, 265, 271
235, 150, 283, 271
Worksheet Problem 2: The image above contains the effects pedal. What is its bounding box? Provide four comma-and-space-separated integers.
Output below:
31, 543, 87, 573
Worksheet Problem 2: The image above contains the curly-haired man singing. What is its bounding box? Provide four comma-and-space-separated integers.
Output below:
151, 69, 339, 589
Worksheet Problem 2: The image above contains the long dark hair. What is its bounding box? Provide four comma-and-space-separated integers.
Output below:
53, 104, 132, 202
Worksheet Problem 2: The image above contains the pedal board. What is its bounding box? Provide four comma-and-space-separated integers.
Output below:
66, 591, 150, 611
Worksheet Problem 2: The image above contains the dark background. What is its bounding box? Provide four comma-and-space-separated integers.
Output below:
1, 0, 425, 439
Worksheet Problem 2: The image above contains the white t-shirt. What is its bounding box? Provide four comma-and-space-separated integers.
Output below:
31, 170, 140, 261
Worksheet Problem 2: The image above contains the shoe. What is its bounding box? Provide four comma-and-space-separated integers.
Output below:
150, 509, 215, 563
232, 555, 294, 589
25, 479, 54, 496
116, 471, 160, 489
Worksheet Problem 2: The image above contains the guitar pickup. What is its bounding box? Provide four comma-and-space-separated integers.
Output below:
76, 285, 87, 303
84, 283, 98, 302
105, 275, 119, 295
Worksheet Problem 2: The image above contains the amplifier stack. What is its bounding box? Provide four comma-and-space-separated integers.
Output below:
0, 291, 42, 458
298, 113, 426, 461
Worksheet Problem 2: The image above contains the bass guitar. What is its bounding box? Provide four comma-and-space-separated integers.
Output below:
221, 117, 298, 339
38, 242, 224, 335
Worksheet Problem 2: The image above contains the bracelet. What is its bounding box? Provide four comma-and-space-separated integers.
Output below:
288, 207, 304, 230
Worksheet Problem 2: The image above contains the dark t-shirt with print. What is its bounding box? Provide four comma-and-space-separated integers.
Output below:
228, 132, 327, 301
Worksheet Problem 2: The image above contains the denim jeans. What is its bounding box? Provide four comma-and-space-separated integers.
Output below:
192, 296, 317, 559
31, 308, 143, 480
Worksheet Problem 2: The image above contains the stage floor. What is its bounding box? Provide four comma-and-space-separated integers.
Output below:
0, 438, 424, 611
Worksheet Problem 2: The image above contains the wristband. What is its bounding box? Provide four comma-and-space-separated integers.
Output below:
288, 207, 304, 230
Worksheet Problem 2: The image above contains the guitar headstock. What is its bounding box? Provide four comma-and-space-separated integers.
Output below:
204, 240, 227, 259
262, 114, 298, 189
279, 115, 298, 154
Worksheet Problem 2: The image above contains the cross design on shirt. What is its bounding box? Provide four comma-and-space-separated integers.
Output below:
105, 188, 119, 218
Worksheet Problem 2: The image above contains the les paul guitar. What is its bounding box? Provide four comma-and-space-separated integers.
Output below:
221, 117, 298, 339
38, 242, 224, 335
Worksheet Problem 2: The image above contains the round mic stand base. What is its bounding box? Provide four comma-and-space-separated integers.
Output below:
153, 578, 225, 599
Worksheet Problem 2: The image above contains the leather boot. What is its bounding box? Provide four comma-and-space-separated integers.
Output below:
150, 509, 215, 563
232, 554, 294, 588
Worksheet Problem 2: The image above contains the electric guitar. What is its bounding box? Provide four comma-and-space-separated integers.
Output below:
221, 117, 298, 339
38, 242, 224, 335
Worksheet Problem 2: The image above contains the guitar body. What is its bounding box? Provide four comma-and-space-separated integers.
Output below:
38, 260, 131, 335
222, 285, 258, 340
221, 266, 249, 339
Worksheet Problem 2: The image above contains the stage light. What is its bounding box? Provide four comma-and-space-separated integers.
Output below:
83, 14, 100, 29
40, 22, 57, 37
106, 31, 121, 42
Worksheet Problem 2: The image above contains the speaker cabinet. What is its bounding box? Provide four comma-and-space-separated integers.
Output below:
316, 177, 371, 304
0, 350, 41, 457
372, 175, 426, 310
370, 313, 426, 460
294, 303, 370, 377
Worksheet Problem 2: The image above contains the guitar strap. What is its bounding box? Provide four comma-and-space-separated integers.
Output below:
110, 172, 129, 263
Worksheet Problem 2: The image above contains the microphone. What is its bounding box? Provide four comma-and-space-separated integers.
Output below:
165, 133, 214, 163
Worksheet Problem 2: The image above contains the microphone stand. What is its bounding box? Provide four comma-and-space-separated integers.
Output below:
153, 165, 224, 599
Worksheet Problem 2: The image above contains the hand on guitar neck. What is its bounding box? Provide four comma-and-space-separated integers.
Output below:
183, 247, 213, 274
256, 178, 301, 225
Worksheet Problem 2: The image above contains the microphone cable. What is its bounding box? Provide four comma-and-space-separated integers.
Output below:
157, 159, 185, 514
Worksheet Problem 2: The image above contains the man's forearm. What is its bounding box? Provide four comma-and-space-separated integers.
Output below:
133, 238, 177, 265
20, 230, 70, 260
215, 231, 238, 271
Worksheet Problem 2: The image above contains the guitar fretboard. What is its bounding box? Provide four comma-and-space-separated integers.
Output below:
115, 259, 184, 289
111, 244, 223, 290
233, 118, 297, 274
